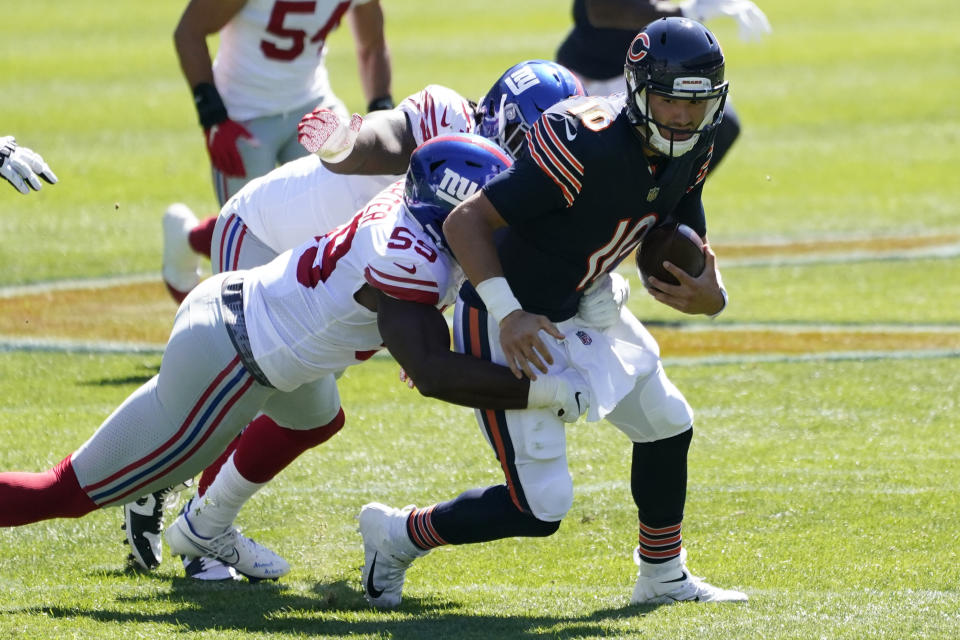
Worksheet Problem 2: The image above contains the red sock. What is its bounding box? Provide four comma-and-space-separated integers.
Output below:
188, 215, 218, 259
231, 411, 345, 483
0, 456, 98, 526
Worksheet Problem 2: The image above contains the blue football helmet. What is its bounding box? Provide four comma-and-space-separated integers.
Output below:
404, 133, 512, 252
624, 17, 728, 157
476, 60, 585, 159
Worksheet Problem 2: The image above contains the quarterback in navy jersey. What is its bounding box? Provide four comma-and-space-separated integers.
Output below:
359, 18, 747, 609
477, 91, 713, 321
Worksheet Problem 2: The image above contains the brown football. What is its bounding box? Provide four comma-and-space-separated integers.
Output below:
636, 222, 706, 287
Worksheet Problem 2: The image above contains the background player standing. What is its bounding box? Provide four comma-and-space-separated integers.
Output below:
164, 0, 392, 299
556, 0, 770, 173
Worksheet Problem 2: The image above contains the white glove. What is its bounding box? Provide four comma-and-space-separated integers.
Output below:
296, 107, 363, 163
1, 136, 58, 194
680, 0, 772, 42
577, 272, 630, 330
528, 368, 590, 424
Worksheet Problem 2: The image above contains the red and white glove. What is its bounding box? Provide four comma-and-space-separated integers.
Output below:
204, 119, 255, 178
297, 107, 363, 163
680, 0, 772, 42
1, 136, 58, 194
577, 272, 630, 330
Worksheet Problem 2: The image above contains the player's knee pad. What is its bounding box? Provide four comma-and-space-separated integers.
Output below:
605, 364, 693, 443
520, 466, 574, 522
508, 409, 573, 522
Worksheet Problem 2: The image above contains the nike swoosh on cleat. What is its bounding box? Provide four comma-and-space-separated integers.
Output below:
185, 538, 240, 564
366, 553, 386, 598
574, 391, 583, 412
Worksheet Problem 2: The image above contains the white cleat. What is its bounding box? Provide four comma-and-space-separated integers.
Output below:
359, 502, 425, 608
164, 500, 290, 581
631, 548, 748, 605
162, 202, 202, 303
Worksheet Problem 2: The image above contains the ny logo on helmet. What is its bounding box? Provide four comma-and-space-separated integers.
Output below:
627, 33, 650, 63
436, 168, 479, 206
504, 65, 541, 95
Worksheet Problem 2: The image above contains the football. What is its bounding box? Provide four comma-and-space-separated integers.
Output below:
636, 222, 706, 287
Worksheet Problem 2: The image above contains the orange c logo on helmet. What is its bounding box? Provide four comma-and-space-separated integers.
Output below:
627, 33, 650, 62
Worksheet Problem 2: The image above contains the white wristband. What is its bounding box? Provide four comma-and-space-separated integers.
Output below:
527, 374, 560, 409
475, 277, 522, 325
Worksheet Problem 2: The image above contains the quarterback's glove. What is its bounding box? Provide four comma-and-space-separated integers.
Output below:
577, 272, 630, 330
1, 136, 58, 194
528, 368, 589, 424
680, 0, 772, 42
204, 119, 255, 178
297, 107, 363, 163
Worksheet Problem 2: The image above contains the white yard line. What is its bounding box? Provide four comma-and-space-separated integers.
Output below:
0, 272, 158, 299
1, 334, 957, 367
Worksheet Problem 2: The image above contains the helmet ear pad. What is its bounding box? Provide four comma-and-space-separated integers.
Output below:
623, 17, 729, 157
403, 134, 513, 251
476, 60, 585, 159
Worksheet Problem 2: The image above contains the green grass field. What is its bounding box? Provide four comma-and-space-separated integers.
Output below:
1, 0, 959, 638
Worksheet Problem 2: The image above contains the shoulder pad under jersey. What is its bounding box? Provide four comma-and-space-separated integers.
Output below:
398, 85, 476, 145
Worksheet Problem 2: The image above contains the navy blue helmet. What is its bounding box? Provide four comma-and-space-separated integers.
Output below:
624, 17, 728, 157
404, 133, 512, 252
476, 60, 585, 159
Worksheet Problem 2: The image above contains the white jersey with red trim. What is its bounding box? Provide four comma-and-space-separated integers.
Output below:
214, 0, 371, 122
223, 154, 396, 255
242, 180, 463, 392
397, 84, 476, 144
223, 84, 478, 253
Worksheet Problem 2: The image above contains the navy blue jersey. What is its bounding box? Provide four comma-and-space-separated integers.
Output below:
474, 93, 712, 322
556, 0, 640, 80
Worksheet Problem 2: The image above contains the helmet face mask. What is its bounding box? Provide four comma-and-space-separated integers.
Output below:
624, 18, 729, 157
476, 60, 585, 159
403, 134, 512, 253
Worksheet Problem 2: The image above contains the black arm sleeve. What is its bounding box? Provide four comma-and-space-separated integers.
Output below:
376, 291, 530, 409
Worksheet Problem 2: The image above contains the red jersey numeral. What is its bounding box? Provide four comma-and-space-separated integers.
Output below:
296, 216, 359, 287
261, 1, 350, 62
387, 227, 438, 262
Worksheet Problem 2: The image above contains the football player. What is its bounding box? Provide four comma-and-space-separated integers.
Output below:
0, 135, 589, 582
171, 0, 392, 215
359, 17, 747, 607
556, 0, 771, 172
130, 59, 587, 581
1, 137, 58, 195
163, 60, 583, 302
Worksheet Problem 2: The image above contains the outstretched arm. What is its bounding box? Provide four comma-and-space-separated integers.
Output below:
376, 290, 585, 421
298, 108, 417, 175
377, 291, 527, 408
